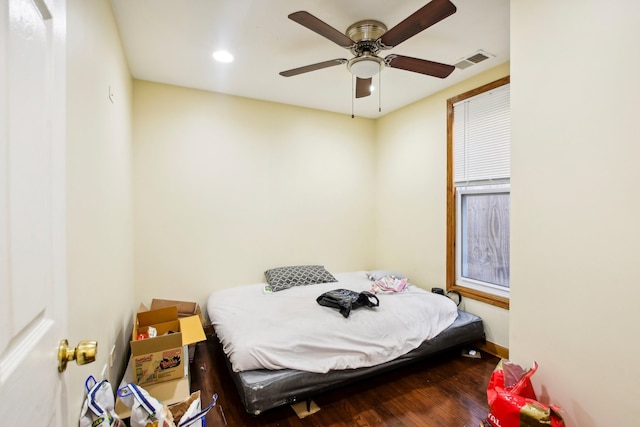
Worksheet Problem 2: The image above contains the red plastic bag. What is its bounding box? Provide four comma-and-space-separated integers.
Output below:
485, 360, 565, 427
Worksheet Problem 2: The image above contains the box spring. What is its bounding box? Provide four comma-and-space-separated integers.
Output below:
220, 309, 484, 415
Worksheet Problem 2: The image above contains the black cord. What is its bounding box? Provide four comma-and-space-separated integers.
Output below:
446, 290, 462, 306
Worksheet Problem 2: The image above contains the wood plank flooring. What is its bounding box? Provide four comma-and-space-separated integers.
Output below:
190, 334, 499, 427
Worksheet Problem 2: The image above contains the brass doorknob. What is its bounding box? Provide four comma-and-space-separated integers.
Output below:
58, 339, 98, 372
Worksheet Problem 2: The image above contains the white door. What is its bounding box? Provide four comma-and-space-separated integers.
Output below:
0, 0, 68, 425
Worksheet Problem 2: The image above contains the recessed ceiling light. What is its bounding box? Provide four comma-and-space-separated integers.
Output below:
213, 50, 234, 63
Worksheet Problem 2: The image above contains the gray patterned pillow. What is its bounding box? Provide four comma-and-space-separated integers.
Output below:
264, 265, 337, 292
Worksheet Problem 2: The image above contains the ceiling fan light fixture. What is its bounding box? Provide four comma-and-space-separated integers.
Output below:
348, 55, 384, 79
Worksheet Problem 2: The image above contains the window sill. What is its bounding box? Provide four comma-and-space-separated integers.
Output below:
449, 285, 510, 310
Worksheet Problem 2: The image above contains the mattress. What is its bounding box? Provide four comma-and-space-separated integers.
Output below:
207, 271, 459, 373
224, 309, 484, 415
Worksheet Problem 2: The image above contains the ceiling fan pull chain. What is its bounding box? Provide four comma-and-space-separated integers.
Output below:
351, 75, 355, 118
378, 68, 382, 113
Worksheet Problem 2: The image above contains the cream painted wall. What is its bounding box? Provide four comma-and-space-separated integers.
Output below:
133, 82, 376, 309
66, 0, 134, 422
57, 1, 640, 424
375, 63, 510, 349
511, 1, 640, 425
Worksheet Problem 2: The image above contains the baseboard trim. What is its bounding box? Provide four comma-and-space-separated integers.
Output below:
476, 340, 509, 359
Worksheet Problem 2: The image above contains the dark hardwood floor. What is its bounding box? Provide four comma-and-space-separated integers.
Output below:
190, 334, 499, 427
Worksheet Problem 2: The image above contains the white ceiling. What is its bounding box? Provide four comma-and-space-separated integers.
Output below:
108, 0, 510, 119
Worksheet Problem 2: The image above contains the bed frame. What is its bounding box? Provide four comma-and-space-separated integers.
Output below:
218, 309, 484, 415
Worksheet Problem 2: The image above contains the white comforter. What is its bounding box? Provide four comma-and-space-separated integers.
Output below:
207, 271, 458, 373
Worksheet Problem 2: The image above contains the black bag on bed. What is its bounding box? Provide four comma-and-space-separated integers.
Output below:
316, 289, 379, 318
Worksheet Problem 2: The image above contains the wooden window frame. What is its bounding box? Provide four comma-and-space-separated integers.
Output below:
446, 76, 511, 310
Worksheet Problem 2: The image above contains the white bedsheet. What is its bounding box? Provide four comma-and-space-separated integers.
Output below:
207, 271, 458, 373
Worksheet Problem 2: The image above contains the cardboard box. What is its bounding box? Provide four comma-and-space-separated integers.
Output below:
115, 349, 192, 419
149, 298, 206, 326
131, 306, 206, 386
146, 298, 206, 362
145, 299, 207, 363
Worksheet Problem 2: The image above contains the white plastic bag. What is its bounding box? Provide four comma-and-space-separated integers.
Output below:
79, 375, 124, 427
117, 382, 175, 427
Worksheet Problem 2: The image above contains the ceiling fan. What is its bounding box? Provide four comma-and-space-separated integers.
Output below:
279, 0, 458, 99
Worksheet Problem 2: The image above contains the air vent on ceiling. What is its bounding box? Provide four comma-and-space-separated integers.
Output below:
454, 50, 494, 70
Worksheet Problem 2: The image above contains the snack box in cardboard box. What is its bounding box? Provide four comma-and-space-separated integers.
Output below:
131, 305, 206, 386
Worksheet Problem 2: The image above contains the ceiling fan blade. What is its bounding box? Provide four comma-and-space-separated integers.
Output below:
355, 77, 372, 98
378, 0, 457, 49
288, 11, 355, 48
279, 59, 347, 77
385, 54, 455, 78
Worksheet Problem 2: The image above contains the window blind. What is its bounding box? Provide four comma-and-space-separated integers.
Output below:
453, 83, 510, 184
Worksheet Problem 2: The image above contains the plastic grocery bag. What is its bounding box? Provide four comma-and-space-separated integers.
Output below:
485, 360, 565, 427
118, 383, 218, 427
79, 375, 125, 427
117, 382, 175, 427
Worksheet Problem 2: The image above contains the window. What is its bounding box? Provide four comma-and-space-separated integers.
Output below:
456, 184, 510, 298
447, 76, 510, 309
